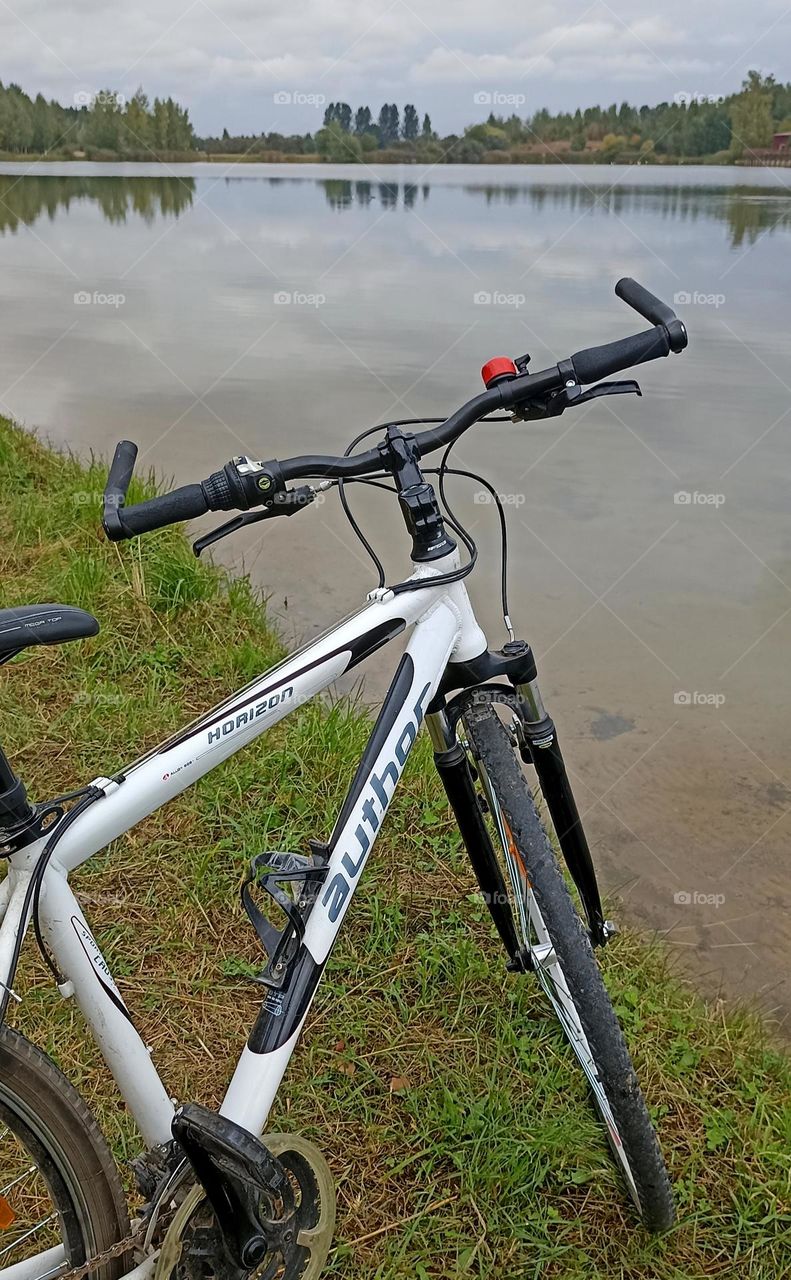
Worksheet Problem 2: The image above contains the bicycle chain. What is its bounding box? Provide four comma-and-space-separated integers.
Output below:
54, 1225, 147, 1280
55, 1195, 181, 1280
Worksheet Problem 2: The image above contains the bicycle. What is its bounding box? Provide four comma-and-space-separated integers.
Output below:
0, 278, 688, 1279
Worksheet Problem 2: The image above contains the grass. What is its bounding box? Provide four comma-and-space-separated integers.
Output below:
0, 416, 789, 1278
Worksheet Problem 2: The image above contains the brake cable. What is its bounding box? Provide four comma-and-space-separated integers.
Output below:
430, 463, 512, 640
0, 786, 104, 1027
336, 415, 511, 596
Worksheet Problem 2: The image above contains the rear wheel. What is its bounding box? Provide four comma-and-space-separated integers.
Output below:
460, 703, 675, 1232
0, 1025, 129, 1279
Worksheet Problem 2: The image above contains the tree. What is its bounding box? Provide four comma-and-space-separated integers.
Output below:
316, 120, 361, 161
31, 94, 58, 151
465, 121, 508, 150
123, 88, 151, 150
421, 112, 433, 139
600, 132, 625, 159
161, 97, 195, 150
376, 104, 389, 145
84, 90, 124, 151
354, 105, 372, 135
323, 103, 352, 132
150, 98, 170, 149
402, 103, 418, 140
452, 136, 484, 162
377, 103, 399, 146
729, 71, 775, 155
570, 125, 586, 151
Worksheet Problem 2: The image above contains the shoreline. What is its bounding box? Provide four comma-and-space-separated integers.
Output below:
1, 150, 787, 169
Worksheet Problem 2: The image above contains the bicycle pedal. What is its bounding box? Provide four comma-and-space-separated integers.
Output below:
241, 842, 329, 991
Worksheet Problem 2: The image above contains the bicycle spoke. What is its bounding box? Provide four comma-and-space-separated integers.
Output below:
0, 1213, 58, 1261
472, 742, 643, 1210
1, 1165, 36, 1197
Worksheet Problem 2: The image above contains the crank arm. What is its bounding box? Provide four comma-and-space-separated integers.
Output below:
172, 1103, 293, 1270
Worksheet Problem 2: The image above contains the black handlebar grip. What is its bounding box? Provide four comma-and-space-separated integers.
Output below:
103, 440, 140, 540
615, 278, 677, 327
106, 440, 138, 500
115, 484, 209, 537
570, 326, 670, 385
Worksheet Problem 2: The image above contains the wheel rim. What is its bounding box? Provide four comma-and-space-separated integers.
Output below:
0, 1085, 86, 1278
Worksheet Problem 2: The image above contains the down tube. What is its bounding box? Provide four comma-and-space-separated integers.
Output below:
220, 600, 460, 1134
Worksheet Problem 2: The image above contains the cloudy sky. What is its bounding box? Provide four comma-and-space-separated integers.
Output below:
2, 0, 790, 136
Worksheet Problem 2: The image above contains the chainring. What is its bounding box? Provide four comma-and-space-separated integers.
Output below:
153, 1134, 335, 1280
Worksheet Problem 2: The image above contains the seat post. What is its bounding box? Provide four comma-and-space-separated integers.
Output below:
0, 743, 34, 837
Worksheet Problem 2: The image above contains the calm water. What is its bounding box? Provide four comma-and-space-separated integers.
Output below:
1, 161, 791, 1027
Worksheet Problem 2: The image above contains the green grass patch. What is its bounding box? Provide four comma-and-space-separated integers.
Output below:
1, 418, 789, 1277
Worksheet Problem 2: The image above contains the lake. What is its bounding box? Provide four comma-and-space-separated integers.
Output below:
1, 160, 790, 1028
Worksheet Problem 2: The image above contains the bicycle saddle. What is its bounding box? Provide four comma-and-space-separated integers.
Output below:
0, 604, 99, 661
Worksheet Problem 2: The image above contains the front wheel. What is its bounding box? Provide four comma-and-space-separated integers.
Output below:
460, 703, 675, 1232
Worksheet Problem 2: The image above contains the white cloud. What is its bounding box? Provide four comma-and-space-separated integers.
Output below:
0, 0, 788, 134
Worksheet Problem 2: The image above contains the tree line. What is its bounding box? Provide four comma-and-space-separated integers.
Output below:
0, 82, 196, 157
198, 103, 435, 161
1, 72, 789, 163
501, 71, 791, 161
202, 74, 791, 164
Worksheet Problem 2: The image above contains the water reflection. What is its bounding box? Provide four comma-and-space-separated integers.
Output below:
311, 177, 791, 247
0, 175, 195, 235
3, 170, 785, 251
455, 180, 791, 248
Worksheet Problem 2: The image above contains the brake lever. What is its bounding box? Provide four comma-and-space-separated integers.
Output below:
516, 378, 641, 422
192, 485, 318, 557
565, 378, 642, 406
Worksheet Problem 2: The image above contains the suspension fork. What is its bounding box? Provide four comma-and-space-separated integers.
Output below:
426, 709, 523, 966
513, 676, 611, 947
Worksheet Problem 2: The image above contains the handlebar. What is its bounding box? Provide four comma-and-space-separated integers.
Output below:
104, 440, 211, 538
615, 277, 678, 327
102, 278, 687, 542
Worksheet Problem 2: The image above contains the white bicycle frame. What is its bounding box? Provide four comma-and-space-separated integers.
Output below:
0, 551, 486, 1228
